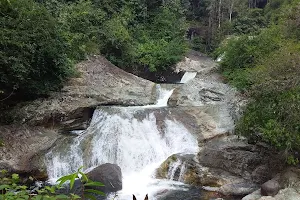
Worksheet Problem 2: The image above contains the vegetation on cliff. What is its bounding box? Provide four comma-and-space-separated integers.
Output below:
0, 0, 187, 105
211, 0, 300, 162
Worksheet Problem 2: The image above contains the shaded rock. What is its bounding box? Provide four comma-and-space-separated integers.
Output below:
124, 65, 184, 83
87, 163, 122, 193
0, 125, 60, 180
219, 181, 258, 196
261, 180, 280, 196
279, 168, 300, 191
242, 189, 262, 200
57, 163, 121, 199
197, 135, 285, 184
259, 188, 300, 200
243, 168, 300, 200
157, 186, 223, 200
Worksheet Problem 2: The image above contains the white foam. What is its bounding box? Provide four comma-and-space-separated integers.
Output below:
180, 72, 197, 83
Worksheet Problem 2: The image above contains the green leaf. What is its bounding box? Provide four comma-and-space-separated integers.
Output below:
18, 185, 27, 190
12, 174, 19, 180
57, 174, 73, 187
70, 194, 81, 199
55, 194, 70, 199
78, 171, 88, 183
0, 184, 10, 190
84, 193, 97, 200
77, 166, 84, 172
84, 181, 105, 187
69, 173, 78, 190
85, 189, 106, 196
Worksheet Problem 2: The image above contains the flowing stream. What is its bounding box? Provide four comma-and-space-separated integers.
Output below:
45, 83, 199, 200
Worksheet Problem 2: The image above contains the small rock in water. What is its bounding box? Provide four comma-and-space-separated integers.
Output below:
87, 163, 122, 193
261, 180, 280, 196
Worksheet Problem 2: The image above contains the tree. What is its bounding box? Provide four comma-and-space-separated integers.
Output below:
0, 0, 74, 99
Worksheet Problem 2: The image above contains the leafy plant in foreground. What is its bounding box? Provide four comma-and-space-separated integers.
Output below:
0, 167, 105, 200
57, 167, 105, 200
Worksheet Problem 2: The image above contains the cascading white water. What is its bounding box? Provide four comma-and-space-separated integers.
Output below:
180, 72, 197, 84
155, 85, 174, 107
166, 160, 187, 182
143, 84, 174, 108
45, 85, 198, 200
167, 160, 182, 180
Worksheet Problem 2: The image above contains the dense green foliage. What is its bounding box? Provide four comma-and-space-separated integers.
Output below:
0, 0, 187, 104
215, 0, 300, 159
0, 168, 105, 200
232, 9, 267, 34
0, 0, 74, 98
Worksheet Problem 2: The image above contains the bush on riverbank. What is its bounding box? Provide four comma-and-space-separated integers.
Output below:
215, 0, 300, 159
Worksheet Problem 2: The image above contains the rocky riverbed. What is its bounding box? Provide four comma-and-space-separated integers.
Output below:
0, 51, 299, 200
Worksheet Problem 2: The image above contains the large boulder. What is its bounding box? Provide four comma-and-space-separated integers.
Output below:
57, 163, 122, 199
87, 163, 122, 193
2, 55, 156, 130
155, 153, 258, 197
155, 135, 284, 197
197, 135, 285, 184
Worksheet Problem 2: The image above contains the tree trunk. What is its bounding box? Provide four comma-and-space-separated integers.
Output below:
229, 0, 234, 22
218, 0, 222, 28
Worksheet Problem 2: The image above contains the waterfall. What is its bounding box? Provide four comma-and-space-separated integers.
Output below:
155, 85, 174, 107
45, 85, 198, 199
166, 160, 187, 182
143, 84, 174, 108
180, 72, 197, 84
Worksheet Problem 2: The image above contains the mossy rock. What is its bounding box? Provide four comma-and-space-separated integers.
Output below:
156, 155, 178, 179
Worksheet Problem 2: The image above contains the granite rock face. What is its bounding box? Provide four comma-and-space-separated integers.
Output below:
4, 55, 156, 129
0, 55, 156, 177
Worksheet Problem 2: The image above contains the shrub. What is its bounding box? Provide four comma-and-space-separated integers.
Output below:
233, 9, 267, 35
237, 45, 300, 152
0, 168, 105, 200
133, 7, 187, 71
219, 28, 279, 71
